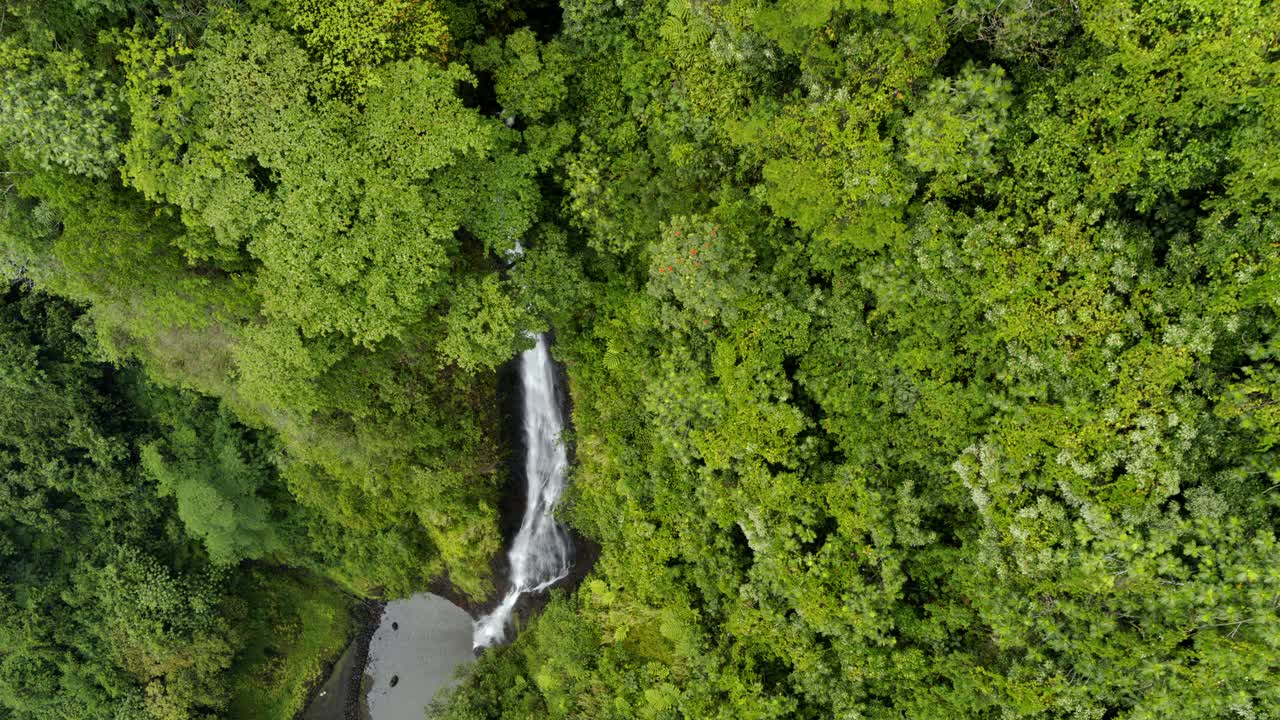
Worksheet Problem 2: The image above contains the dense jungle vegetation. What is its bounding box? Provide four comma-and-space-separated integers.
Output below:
2, 0, 1279, 718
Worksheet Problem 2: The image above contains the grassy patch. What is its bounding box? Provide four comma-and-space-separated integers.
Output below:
226, 566, 354, 720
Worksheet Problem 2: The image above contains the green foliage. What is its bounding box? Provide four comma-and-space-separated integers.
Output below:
509, 226, 591, 331
442, 274, 536, 372
96, 548, 237, 720
0, 287, 226, 720
949, 0, 1080, 60
36, 5, 542, 598
286, 0, 451, 96
119, 17, 496, 343
471, 28, 572, 122
0, 37, 121, 177
438, 1, 1280, 718
363, 60, 492, 177
646, 215, 753, 332
226, 569, 353, 720
902, 63, 1012, 192
5, 2, 1280, 719
0, 285, 364, 720
140, 399, 280, 565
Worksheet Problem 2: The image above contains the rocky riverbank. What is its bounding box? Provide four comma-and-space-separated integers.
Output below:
296, 599, 385, 720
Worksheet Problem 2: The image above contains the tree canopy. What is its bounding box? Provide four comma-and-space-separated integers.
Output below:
2, 0, 1278, 718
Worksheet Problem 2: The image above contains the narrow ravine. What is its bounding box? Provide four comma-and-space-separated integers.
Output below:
472, 332, 574, 649
299, 270, 578, 718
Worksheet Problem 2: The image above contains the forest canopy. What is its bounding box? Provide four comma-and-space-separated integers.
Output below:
1, 0, 1278, 719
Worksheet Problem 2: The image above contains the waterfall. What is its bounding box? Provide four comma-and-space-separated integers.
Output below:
472, 332, 573, 649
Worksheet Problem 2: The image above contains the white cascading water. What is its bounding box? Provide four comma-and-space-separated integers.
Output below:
472, 332, 573, 649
